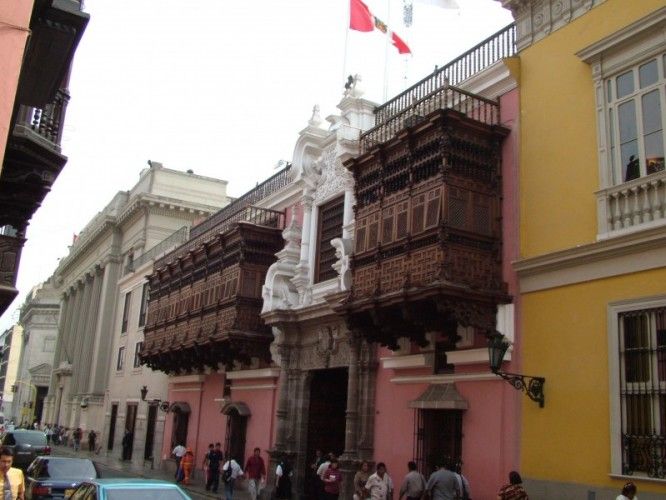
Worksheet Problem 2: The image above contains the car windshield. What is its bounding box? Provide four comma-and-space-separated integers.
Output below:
37, 459, 96, 479
13, 433, 46, 446
106, 489, 187, 500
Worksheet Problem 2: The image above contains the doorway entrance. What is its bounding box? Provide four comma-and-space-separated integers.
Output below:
305, 368, 348, 497
107, 404, 118, 451
124, 403, 137, 460
414, 409, 463, 476
144, 404, 157, 461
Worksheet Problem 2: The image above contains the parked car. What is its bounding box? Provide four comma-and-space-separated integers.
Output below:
67, 479, 191, 500
25, 457, 100, 500
0, 430, 50, 469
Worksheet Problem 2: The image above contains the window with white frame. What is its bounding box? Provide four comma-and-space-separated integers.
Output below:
116, 346, 125, 371
612, 302, 666, 478
606, 55, 665, 185
133, 341, 143, 368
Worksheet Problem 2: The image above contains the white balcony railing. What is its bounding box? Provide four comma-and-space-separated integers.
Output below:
597, 170, 666, 239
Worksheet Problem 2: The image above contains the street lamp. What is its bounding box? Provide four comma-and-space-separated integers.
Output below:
488, 332, 546, 408
140, 386, 171, 412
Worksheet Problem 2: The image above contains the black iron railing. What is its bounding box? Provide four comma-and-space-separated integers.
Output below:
15, 89, 70, 148
125, 226, 190, 274
154, 205, 286, 270
361, 85, 500, 151
191, 164, 292, 238
362, 23, 515, 151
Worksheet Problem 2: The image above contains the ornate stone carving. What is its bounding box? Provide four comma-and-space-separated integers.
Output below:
313, 146, 352, 206
262, 211, 302, 313
331, 237, 353, 291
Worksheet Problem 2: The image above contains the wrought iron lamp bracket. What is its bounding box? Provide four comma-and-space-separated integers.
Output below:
493, 369, 545, 408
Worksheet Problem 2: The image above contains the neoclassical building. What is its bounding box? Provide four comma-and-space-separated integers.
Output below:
14, 279, 60, 424
43, 163, 231, 437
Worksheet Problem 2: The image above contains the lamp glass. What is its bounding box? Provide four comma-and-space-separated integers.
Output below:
488, 332, 509, 372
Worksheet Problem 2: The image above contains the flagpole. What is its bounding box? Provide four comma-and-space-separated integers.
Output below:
343, 0, 350, 85
382, 0, 391, 102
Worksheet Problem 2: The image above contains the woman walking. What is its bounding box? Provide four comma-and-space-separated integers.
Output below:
497, 471, 529, 500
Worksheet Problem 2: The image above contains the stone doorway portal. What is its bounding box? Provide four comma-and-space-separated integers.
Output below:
305, 367, 348, 498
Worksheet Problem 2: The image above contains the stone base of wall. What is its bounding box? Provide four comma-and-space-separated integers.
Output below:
524, 477, 666, 500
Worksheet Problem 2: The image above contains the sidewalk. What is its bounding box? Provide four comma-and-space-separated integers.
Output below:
51, 444, 251, 500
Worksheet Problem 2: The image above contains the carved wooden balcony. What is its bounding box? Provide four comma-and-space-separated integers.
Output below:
140, 207, 286, 373
339, 106, 510, 349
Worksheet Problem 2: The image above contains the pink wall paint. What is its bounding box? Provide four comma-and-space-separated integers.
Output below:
232, 383, 278, 466
0, 1, 32, 168
373, 86, 523, 500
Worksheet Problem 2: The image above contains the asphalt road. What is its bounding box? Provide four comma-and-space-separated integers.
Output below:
94, 462, 213, 500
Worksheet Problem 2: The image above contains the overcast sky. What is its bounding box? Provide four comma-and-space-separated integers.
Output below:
0, 0, 512, 329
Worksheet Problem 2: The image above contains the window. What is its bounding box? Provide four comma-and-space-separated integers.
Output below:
121, 292, 131, 333
606, 56, 665, 184
315, 196, 344, 283
414, 409, 462, 476
138, 283, 149, 328
617, 306, 666, 477
133, 342, 143, 368
116, 346, 125, 371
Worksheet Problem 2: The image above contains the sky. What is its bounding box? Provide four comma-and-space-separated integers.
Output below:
0, 0, 513, 329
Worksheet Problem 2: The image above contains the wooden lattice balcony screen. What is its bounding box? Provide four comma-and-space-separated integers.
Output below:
141, 221, 285, 373
341, 107, 510, 346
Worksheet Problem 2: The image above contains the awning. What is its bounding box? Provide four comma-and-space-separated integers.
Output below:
169, 401, 191, 414
409, 384, 468, 410
221, 401, 251, 417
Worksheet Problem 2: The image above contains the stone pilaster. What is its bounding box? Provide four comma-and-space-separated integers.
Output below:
78, 267, 103, 396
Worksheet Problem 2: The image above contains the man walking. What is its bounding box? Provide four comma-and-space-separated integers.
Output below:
245, 447, 266, 500
425, 459, 460, 500
204, 442, 223, 493
172, 443, 186, 479
365, 462, 394, 500
399, 461, 426, 500
0, 447, 25, 500
222, 456, 243, 500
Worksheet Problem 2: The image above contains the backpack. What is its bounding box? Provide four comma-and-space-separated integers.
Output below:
223, 462, 233, 483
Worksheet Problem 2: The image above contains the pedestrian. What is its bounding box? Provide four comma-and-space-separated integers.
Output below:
45, 425, 52, 446
454, 462, 471, 500
616, 482, 638, 500
316, 453, 333, 500
121, 429, 132, 460
364, 462, 394, 500
275, 455, 293, 500
0, 446, 25, 500
353, 461, 370, 500
497, 471, 528, 499
181, 447, 194, 485
222, 456, 243, 500
88, 430, 96, 453
322, 457, 343, 500
425, 458, 459, 500
72, 428, 82, 452
172, 443, 186, 479
399, 461, 426, 500
245, 447, 266, 500
204, 442, 223, 493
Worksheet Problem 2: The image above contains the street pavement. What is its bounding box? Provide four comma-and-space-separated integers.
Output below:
50, 444, 252, 500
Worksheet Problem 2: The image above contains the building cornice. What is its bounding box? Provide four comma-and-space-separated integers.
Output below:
514, 226, 666, 293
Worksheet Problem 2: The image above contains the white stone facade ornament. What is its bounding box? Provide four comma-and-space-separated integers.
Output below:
343, 74, 364, 98
309, 105, 322, 127
313, 145, 352, 206
331, 237, 353, 291
262, 209, 302, 313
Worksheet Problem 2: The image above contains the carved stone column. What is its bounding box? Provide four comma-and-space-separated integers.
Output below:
339, 332, 362, 500
292, 192, 314, 303
273, 343, 292, 452
78, 266, 103, 396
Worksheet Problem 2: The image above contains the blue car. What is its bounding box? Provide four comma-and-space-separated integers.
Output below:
67, 479, 191, 500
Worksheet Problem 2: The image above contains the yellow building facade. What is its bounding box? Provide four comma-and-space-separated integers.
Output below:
500, 0, 666, 497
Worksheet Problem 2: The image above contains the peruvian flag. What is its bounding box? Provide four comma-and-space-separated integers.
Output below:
349, 0, 412, 54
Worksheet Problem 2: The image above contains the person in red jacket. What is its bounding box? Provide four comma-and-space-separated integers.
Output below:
322, 458, 343, 500
180, 447, 194, 485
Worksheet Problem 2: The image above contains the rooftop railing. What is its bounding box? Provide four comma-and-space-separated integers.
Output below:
190, 163, 292, 238
362, 23, 515, 151
154, 205, 286, 270
125, 226, 190, 274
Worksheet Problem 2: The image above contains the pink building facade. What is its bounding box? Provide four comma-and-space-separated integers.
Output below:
147, 25, 522, 500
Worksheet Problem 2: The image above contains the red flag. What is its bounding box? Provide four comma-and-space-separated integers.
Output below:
391, 32, 411, 54
349, 0, 412, 54
350, 0, 374, 32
